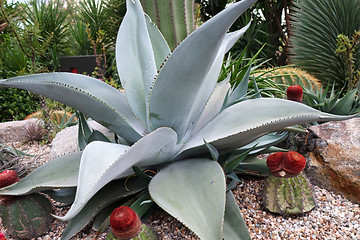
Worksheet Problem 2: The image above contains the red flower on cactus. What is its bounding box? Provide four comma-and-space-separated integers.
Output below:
0, 232, 7, 240
0, 170, 20, 188
110, 206, 141, 240
286, 85, 303, 103
266, 151, 306, 178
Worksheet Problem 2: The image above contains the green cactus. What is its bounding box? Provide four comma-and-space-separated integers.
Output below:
258, 67, 321, 92
0, 193, 53, 239
140, 0, 195, 50
262, 172, 315, 215
107, 224, 158, 240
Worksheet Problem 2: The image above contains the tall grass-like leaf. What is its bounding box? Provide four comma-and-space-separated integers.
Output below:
290, 0, 360, 89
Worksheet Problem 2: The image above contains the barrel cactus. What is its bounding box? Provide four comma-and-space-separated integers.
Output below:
0, 0, 357, 239
263, 172, 316, 215
0, 170, 52, 239
257, 67, 321, 92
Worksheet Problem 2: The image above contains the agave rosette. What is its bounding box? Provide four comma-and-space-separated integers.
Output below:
0, 0, 356, 239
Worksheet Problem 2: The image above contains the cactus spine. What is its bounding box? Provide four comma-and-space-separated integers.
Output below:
140, 0, 195, 50
0, 193, 53, 239
263, 172, 315, 215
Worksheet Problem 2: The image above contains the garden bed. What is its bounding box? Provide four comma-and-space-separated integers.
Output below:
1, 141, 359, 240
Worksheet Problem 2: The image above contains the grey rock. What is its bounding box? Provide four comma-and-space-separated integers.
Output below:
49, 121, 113, 159
0, 118, 41, 144
306, 118, 360, 204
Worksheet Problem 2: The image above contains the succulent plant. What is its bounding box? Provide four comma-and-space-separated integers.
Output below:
0, 193, 53, 239
0, 148, 29, 178
256, 67, 321, 93
266, 151, 306, 178
0, 232, 6, 240
263, 172, 316, 215
0, 0, 357, 239
140, 0, 195, 50
108, 206, 157, 240
23, 121, 44, 142
0, 170, 53, 239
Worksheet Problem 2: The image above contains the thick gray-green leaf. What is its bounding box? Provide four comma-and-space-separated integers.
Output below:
58, 127, 179, 220
148, 0, 256, 142
116, 0, 170, 126
0, 73, 144, 143
61, 177, 148, 240
0, 152, 81, 195
192, 79, 231, 135
149, 159, 226, 240
223, 191, 251, 240
178, 98, 358, 158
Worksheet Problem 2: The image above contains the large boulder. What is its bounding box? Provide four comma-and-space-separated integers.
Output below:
306, 118, 360, 204
50, 121, 113, 159
0, 118, 40, 143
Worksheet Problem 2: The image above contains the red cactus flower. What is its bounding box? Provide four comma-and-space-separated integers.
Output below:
0, 232, 7, 240
110, 206, 141, 240
266, 151, 306, 178
286, 85, 303, 103
0, 170, 20, 188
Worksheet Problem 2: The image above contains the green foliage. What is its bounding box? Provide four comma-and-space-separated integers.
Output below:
0, 0, 357, 239
290, 0, 360, 91
335, 31, 360, 91
0, 88, 40, 122
107, 224, 158, 240
0, 193, 53, 239
263, 173, 316, 215
0, 145, 30, 178
303, 84, 360, 115
140, 0, 195, 50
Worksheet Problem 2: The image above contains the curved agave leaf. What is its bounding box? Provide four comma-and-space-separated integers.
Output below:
116, 0, 171, 126
58, 127, 179, 220
178, 98, 358, 158
0, 73, 144, 143
223, 191, 251, 240
149, 158, 226, 240
0, 152, 81, 195
192, 77, 231, 135
148, 0, 256, 141
61, 177, 148, 240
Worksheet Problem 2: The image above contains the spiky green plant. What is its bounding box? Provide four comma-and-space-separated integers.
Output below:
290, 0, 360, 91
140, 0, 195, 50
263, 173, 315, 215
0, 0, 357, 239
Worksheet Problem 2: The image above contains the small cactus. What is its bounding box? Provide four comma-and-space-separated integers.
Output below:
0, 170, 53, 240
263, 172, 316, 215
259, 67, 321, 92
266, 151, 306, 178
108, 206, 158, 240
0, 147, 29, 178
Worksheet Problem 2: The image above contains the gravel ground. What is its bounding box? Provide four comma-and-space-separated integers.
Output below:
1, 142, 360, 240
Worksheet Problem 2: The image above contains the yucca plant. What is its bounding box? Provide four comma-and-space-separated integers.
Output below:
0, 0, 357, 239
290, 0, 360, 91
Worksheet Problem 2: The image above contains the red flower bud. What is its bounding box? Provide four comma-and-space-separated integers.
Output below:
110, 206, 141, 240
286, 85, 303, 103
0, 170, 20, 188
0, 232, 7, 240
266, 151, 306, 178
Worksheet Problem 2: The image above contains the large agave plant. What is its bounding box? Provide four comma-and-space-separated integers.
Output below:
0, 0, 357, 239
